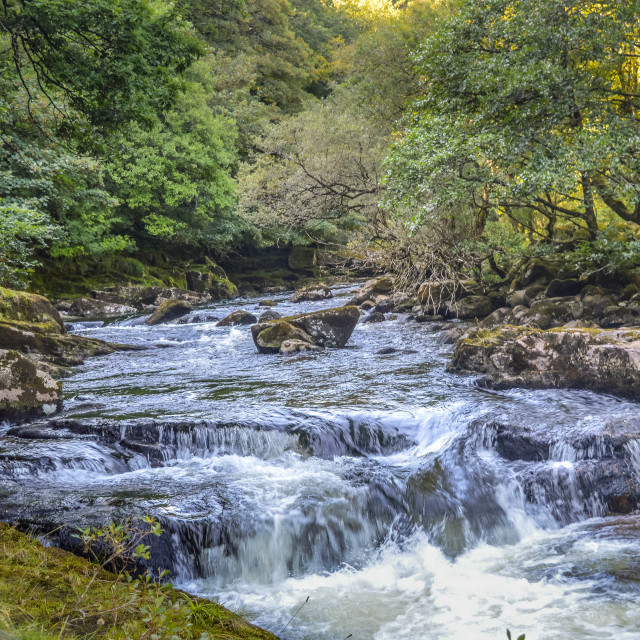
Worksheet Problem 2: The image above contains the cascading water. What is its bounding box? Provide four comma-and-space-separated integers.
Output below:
1, 283, 639, 639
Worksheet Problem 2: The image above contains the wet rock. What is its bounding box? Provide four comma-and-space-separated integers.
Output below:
251, 306, 360, 352
359, 300, 375, 311
67, 297, 137, 318
414, 314, 446, 323
146, 299, 192, 326
546, 278, 582, 298
0, 350, 61, 423
291, 284, 333, 303
347, 277, 394, 306
372, 298, 395, 313
448, 325, 640, 398
258, 310, 281, 322
446, 295, 492, 320
258, 300, 278, 307
177, 314, 220, 325
253, 322, 316, 354
216, 310, 258, 327
362, 311, 386, 324
280, 339, 321, 354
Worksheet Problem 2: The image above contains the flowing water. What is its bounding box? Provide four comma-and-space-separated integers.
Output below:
2, 284, 640, 639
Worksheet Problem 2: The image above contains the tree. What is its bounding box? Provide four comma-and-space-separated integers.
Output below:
0, 0, 200, 144
386, 0, 640, 271
107, 62, 240, 254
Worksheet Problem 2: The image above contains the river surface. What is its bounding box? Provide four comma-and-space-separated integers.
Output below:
2, 283, 640, 640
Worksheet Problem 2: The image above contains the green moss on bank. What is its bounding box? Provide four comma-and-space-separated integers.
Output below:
0, 524, 278, 640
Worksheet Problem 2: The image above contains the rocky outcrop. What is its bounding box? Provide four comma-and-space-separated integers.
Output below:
446, 295, 493, 319
217, 310, 258, 327
67, 297, 137, 318
146, 299, 192, 326
0, 287, 142, 424
291, 284, 333, 303
448, 325, 640, 398
251, 306, 360, 354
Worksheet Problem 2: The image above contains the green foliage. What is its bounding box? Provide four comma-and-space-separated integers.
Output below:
0, 203, 58, 288
107, 67, 240, 252
0, 0, 201, 143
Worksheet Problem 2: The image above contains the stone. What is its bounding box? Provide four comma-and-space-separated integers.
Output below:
68, 297, 137, 318
359, 300, 375, 311
347, 277, 394, 306
581, 293, 618, 318
372, 298, 395, 313
0, 287, 65, 333
599, 306, 640, 328
216, 310, 258, 327
0, 349, 62, 423
446, 295, 493, 319
186, 270, 210, 293
507, 290, 528, 308
251, 305, 360, 353
362, 311, 386, 323
447, 325, 640, 398
620, 283, 640, 301
441, 327, 466, 344
519, 299, 575, 330
279, 339, 321, 354
258, 300, 278, 307
545, 278, 582, 298
253, 322, 315, 354
258, 310, 281, 322
146, 299, 192, 326
291, 285, 333, 303
479, 307, 516, 328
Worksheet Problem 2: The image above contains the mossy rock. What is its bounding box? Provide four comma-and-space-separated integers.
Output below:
210, 274, 238, 300
0, 349, 62, 423
146, 299, 192, 326
255, 322, 315, 353
216, 310, 258, 327
0, 288, 64, 334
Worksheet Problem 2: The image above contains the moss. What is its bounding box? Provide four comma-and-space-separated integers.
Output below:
210, 274, 238, 300
0, 288, 64, 334
0, 523, 278, 640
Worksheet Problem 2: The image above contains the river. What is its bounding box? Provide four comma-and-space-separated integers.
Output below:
2, 283, 639, 639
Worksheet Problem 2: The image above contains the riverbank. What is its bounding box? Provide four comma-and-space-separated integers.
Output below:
0, 523, 278, 640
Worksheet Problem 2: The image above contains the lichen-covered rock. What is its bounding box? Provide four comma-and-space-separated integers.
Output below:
0, 350, 62, 423
146, 299, 192, 326
519, 298, 577, 329
347, 277, 394, 306
279, 339, 321, 354
253, 322, 315, 354
216, 310, 258, 327
251, 306, 360, 353
448, 325, 640, 398
291, 284, 333, 303
446, 295, 493, 319
0, 287, 65, 333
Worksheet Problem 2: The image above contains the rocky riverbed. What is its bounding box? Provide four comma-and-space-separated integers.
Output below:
2, 280, 640, 639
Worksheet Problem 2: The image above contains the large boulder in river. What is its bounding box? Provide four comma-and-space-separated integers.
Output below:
251, 306, 360, 353
447, 325, 640, 398
216, 310, 258, 327
0, 349, 62, 423
146, 299, 192, 326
